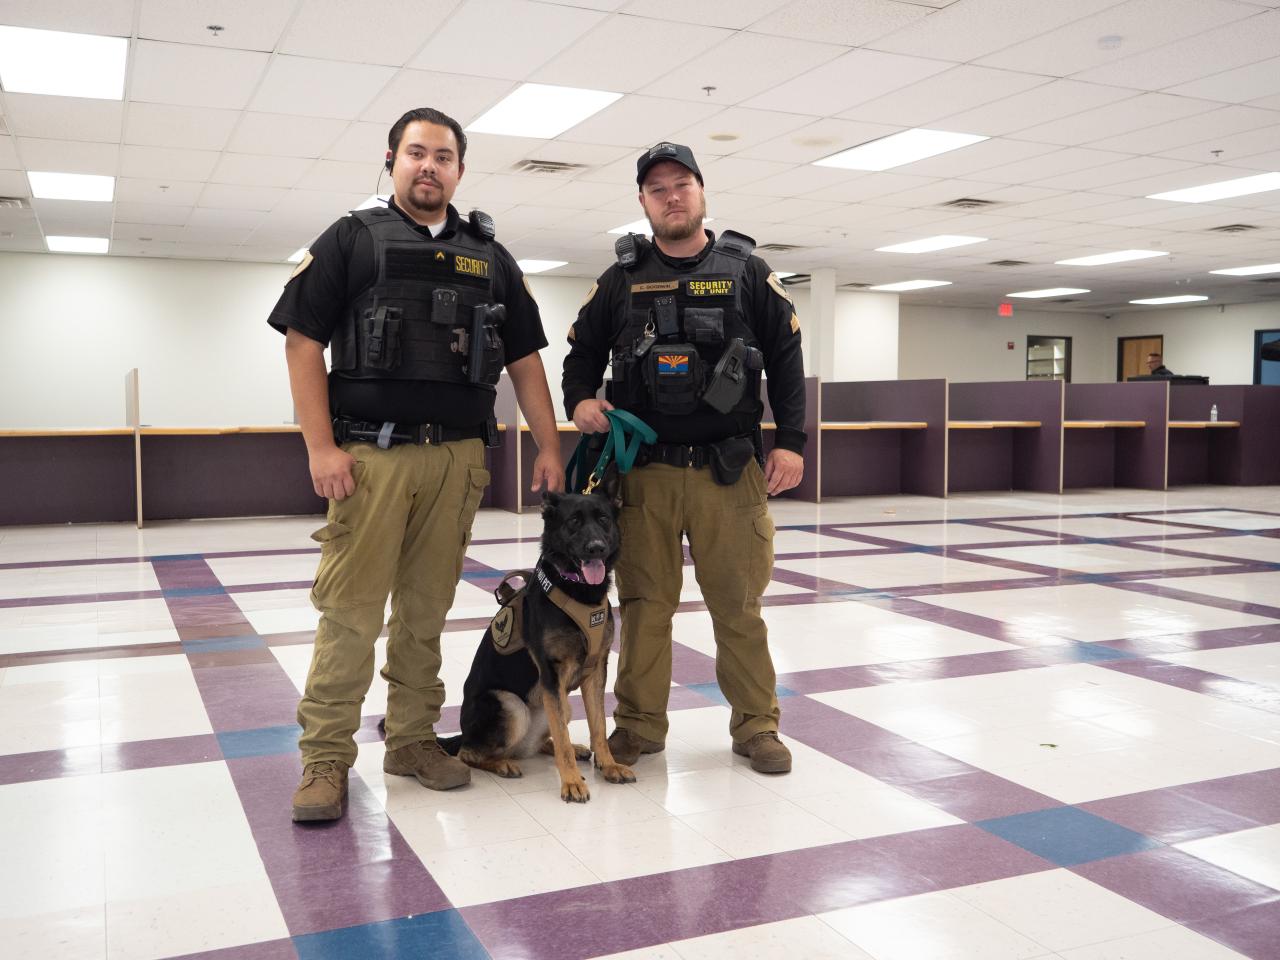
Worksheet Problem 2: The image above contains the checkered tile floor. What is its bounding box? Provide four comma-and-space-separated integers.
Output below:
2, 486, 1279, 960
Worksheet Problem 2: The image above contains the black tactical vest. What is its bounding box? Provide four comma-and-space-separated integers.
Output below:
330, 207, 505, 390
608, 231, 762, 417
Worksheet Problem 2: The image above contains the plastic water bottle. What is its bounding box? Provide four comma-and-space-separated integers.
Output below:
1210, 404, 1218, 422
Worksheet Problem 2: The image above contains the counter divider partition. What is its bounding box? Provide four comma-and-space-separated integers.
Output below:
1166, 384, 1280, 486
946, 380, 1064, 494
1064, 381, 1169, 490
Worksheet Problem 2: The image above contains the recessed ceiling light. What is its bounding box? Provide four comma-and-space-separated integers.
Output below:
517, 259, 567, 274
46, 235, 109, 254
0, 26, 127, 100
1007, 287, 1091, 298
1055, 249, 1168, 266
814, 129, 989, 172
1209, 262, 1280, 276
608, 217, 714, 236
287, 248, 308, 263
1129, 295, 1209, 305
28, 171, 115, 202
875, 235, 988, 254
774, 272, 797, 279
1147, 172, 1280, 204
466, 83, 622, 139
869, 279, 953, 291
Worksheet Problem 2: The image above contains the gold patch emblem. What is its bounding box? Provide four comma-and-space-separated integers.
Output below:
767, 272, 793, 304
630, 280, 679, 294
580, 281, 598, 308
455, 255, 490, 278
434, 251, 446, 262
687, 279, 733, 297
287, 251, 313, 282
491, 606, 514, 648
790, 313, 801, 335
523, 275, 536, 300
568, 324, 577, 341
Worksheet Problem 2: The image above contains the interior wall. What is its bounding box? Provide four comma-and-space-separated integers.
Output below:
1107, 301, 1278, 385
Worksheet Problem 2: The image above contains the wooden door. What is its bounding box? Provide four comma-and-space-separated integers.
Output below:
1118, 336, 1163, 381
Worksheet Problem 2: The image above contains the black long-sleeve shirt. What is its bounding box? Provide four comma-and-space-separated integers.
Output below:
562, 233, 807, 454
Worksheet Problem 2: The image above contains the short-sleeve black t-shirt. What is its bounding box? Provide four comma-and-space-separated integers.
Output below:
267, 200, 547, 426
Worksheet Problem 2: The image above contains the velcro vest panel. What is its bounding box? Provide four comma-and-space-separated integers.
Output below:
608, 231, 761, 416
488, 566, 612, 675
331, 207, 503, 388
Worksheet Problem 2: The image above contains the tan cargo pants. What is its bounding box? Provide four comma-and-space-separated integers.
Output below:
613, 459, 780, 744
297, 438, 489, 766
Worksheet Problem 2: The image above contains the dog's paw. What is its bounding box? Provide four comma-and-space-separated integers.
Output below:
493, 759, 523, 779
560, 778, 590, 803
598, 762, 636, 784
572, 743, 592, 762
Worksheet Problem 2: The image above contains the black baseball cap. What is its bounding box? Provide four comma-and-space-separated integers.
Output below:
636, 142, 703, 187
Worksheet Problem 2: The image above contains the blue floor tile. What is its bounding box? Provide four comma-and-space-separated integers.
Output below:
977, 805, 1161, 867
294, 910, 489, 960
217, 723, 303, 759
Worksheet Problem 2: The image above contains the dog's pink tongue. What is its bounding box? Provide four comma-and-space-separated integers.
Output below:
582, 560, 606, 585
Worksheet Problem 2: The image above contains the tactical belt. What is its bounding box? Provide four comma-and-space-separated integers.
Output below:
638, 441, 714, 469
333, 416, 497, 449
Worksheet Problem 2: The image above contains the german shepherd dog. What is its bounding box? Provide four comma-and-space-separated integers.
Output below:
439, 476, 636, 802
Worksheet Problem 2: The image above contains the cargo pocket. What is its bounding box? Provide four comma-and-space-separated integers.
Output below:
746, 510, 775, 598
455, 467, 491, 583
310, 521, 352, 547
309, 521, 353, 606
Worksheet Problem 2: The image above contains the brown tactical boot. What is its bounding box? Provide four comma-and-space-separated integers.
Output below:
733, 732, 792, 774
292, 760, 349, 822
383, 739, 471, 790
606, 727, 664, 766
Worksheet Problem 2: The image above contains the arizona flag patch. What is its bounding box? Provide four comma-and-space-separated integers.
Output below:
657, 354, 689, 375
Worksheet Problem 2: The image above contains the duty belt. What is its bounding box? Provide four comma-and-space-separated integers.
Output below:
332, 416, 497, 449
638, 440, 715, 469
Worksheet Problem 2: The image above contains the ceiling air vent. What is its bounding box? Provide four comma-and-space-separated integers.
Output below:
989, 259, 1030, 267
1251, 277, 1280, 284
780, 273, 810, 286
841, 282, 873, 289
939, 197, 1000, 210
1051, 298, 1080, 303
1207, 223, 1258, 233
758, 242, 806, 253
0, 197, 29, 210
509, 159, 589, 175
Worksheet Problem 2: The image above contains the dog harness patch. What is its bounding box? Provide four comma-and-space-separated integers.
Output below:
491, 606, 515, 649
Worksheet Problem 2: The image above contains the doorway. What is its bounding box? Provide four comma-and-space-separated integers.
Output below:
1117, 335, 1163, 381
1256, 328, 1280, 385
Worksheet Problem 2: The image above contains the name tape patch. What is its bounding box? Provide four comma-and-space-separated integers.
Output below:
631, 281, 679, 294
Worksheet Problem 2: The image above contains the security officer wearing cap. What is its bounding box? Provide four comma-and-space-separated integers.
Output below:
270, 107, 565, 821
563, 142, 807, 774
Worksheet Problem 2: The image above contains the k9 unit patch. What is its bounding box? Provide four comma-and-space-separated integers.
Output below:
589, 609, 607, 627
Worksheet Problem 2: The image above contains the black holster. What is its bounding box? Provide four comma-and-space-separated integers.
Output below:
708, 435, 755, 486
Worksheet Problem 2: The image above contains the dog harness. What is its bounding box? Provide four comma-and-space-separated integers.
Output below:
487, 565, 611, 673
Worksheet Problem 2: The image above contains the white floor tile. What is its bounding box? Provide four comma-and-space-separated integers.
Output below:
671, 916, 877, 959
418, 834, 599, 907
1176, 824, 1280, 892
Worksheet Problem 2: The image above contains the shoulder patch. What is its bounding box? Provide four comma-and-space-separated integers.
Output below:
766, 271, 793, 304
580, 281, 598, 309
288, 251, 313, 283
790, 313, 801, 335
567, 324, 577, 341
523, 274, 535, 300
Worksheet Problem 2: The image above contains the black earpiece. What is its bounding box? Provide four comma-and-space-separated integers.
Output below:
384, 155, 393, 173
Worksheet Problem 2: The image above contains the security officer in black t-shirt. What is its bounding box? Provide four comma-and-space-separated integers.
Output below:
562, 142, 807, 775
269, 107, 564, 822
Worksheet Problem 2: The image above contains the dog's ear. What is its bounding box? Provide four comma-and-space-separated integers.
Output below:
599, 463, 622, 508
541, 490, 564, 518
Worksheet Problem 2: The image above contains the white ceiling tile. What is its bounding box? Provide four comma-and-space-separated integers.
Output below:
120, 145, 221, 181
750, 0, 930, 46
296, 160, 381, 194
32, 197, 114, 232
744, 48, 952, 117
618, 0, 789, 27
695, 156, 795, 192
888, 138, 1058, 180
17, 138, 120, 176
1091, 163, 1263, 198
227, 113, 349, 159
868, 0, 1122, 61
0, 137, 18, 169
1030, 156, 1201, 191
250, 56, 398, 121
938, 81, 1141, 138
532, 15, 732, 91
213, 154, 315, 188
115, 179, 205, 206
839, 65, 1051, 127
454, 173, 566, 205
747, 196, 841, 224
272, 190, 369, 220
1167, 55, 1280, 103
1016, 94, 1220, 148
736, 118, 904, 165
236, 244, 301, 262
534, 178, 635, 210
1248, 92, 1280, 110
129, 41, 271, 110
2, 95, 122, 143
187, 207, 266, 230
111, 240, 182, 258
112, 221, 188, 241
124, 103, 240, 152
113, 203, 193, 226
1226, 148, 1280, 171
280, 0, 461, 66
725, 164, 870, 199
977, 0, 1260, 76
978, 146, 1136, 185
557, 95, 724, 148
323, 123, 389, 163
643, 33, 846, 107
455, 133, 548, 174
0, 0, 133, 35
799, 171, 937, 203
1074, 9, 1280, 91
137, 0, 295, 50
362, 70, 513, 126
0, 169, 30, 195
1089, 104, 1280, 155
667, 106, 816, 157
527, 141, 631, 167
197, 183, 290, 211
409, 0, 606, 79
1159, 125, 1280, 164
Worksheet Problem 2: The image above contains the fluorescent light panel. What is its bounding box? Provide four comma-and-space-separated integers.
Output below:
1129, 295, 1209, 305
1210, 262, 1280, 276
0, 26, 127, 99
46, 235, 108, 254
1008, 288, 1090, 299
517, 259, 567, 274
1147, 172, 1280, 204
466, 83, 622, 139
869, 279, 952, 291
28, 171, 115, 202
1055, 249, 1167, 266
814, 129, 988, 171
287, 248, 308, 263
875, 235, 987, 254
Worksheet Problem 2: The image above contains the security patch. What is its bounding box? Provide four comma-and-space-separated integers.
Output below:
454, 254, 490, 279
686, 279, 733, 297
657, 354, 689, 375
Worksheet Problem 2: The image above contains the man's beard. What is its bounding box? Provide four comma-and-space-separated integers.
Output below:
404, 179, 446, 217
648, 196, 706, 244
